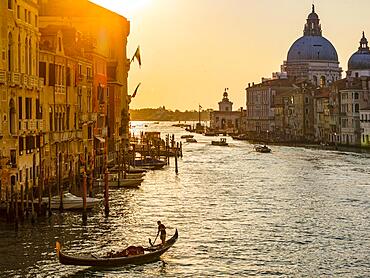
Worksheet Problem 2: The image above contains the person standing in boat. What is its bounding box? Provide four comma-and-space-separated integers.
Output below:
156, 221, 166, 245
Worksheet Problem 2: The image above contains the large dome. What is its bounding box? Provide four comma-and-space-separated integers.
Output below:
348, 32, 370, 70
287, 36, 338, 62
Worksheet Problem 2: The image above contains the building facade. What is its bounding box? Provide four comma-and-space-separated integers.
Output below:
0, 0, 43, 194
210, 89, 242, 134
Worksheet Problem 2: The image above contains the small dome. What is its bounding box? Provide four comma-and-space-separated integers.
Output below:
348, 32, 370, 70
348, 53, 370, 70
287, 36, 338, 62
308, 12, 319, 20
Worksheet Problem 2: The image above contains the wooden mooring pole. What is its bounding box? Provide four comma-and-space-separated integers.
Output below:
15, 183, 19, 231
82, 171, 87, 221
175, 142, 179, 174
104, 169, 109, 217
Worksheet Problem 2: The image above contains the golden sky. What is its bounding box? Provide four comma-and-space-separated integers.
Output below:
90, 0, 370, 110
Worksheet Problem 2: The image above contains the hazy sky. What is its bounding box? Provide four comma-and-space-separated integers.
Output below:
90, 0, 370, 110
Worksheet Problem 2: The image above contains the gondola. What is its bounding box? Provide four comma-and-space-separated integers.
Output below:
56, 229, 178, 267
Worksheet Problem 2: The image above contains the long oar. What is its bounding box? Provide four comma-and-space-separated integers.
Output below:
149, 234, 158, 247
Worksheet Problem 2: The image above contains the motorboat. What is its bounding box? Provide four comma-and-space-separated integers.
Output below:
186, 138, 197, 143
254, 144, 271, 153
181, 134, 194, 139
211, 138, 228, 146
42, 193, 101, 210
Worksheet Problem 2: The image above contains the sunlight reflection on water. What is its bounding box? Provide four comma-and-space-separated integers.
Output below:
1, 121, 370, 277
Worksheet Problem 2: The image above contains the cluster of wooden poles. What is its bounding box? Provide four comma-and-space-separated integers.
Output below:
0, 133, 183, 229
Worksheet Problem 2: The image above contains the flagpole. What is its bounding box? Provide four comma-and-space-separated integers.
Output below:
198, 105, 201, 124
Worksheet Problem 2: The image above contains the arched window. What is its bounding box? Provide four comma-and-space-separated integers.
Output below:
320, 76, 326, 87
8, 33, 13, 72
313, 75, 318, 86
49, 107, 53, 131
354, 93, 359, 100
9, 99, 16, 134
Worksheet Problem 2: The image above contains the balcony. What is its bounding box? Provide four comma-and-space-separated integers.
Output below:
0, 70, 6, 84
88, 113, 97, 122
79, 114, 88, 123
8, 72, 21, 86
76, 130, 83, 139
55, 84, 66, 94
21, 74, 28, 87
50, 130, 76, 142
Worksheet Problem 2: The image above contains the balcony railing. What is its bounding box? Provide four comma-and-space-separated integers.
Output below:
0, 70, 6, 84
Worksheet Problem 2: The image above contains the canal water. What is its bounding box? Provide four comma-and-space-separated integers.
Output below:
1, 121, 369, 277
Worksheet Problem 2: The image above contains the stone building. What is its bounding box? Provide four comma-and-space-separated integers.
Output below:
39, 0, 131, 164
210, 89, 242, 134
39, 25, 94, 189
0, 0, 43, 193
360, 107, 370, 147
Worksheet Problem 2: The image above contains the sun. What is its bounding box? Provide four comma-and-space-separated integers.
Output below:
90, 0, 152, 17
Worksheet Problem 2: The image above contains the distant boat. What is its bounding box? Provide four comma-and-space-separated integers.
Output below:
181, 134, 194, 139
232, 134, 248, 140
153, 121, 159, 124
211, 138, 228, 146
94, 177, 144, 188
42, 193, 101, 210
254, 144, 271, 153
186, 138, 197, 143
203, 131, 217, 136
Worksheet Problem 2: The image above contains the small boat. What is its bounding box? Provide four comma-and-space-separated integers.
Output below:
134, 159, 166, 170
56, 229, 179, 267
181, 134, 194, 139
153, 121, 159, 124
186, 138, 197, 143
254, 144, 271, 153
211, 138, 228, 146
42, 193, 101, 210
126, 167, 147, 174
203, 131, 217, 136
232, 134, 248, 140
94, 178, 144, 188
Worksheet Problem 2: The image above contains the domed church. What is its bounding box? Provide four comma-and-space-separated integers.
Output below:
347, 32, 370, 78
284, 5, 342, 86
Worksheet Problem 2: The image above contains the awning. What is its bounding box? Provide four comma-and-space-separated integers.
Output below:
94, 136, 105, 143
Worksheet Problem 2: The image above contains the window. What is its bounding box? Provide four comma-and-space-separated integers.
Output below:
36, 99, 42, 119
354, 93, 359, 100
39, 62, 46, 84
34, 15, 37, 27
49, 63, 55, 86
25, 97, 32, 119
18, 97, 22, 120
49, 108, 53, 131
8, 0, 12, 9
8, 33, 13, 72
58, 37, 62, 52
17, 5, 20, 18
19, 137, 24, 155
355, 103, 360, 113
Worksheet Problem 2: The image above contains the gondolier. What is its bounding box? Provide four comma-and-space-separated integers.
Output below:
156, 221, 166, 245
